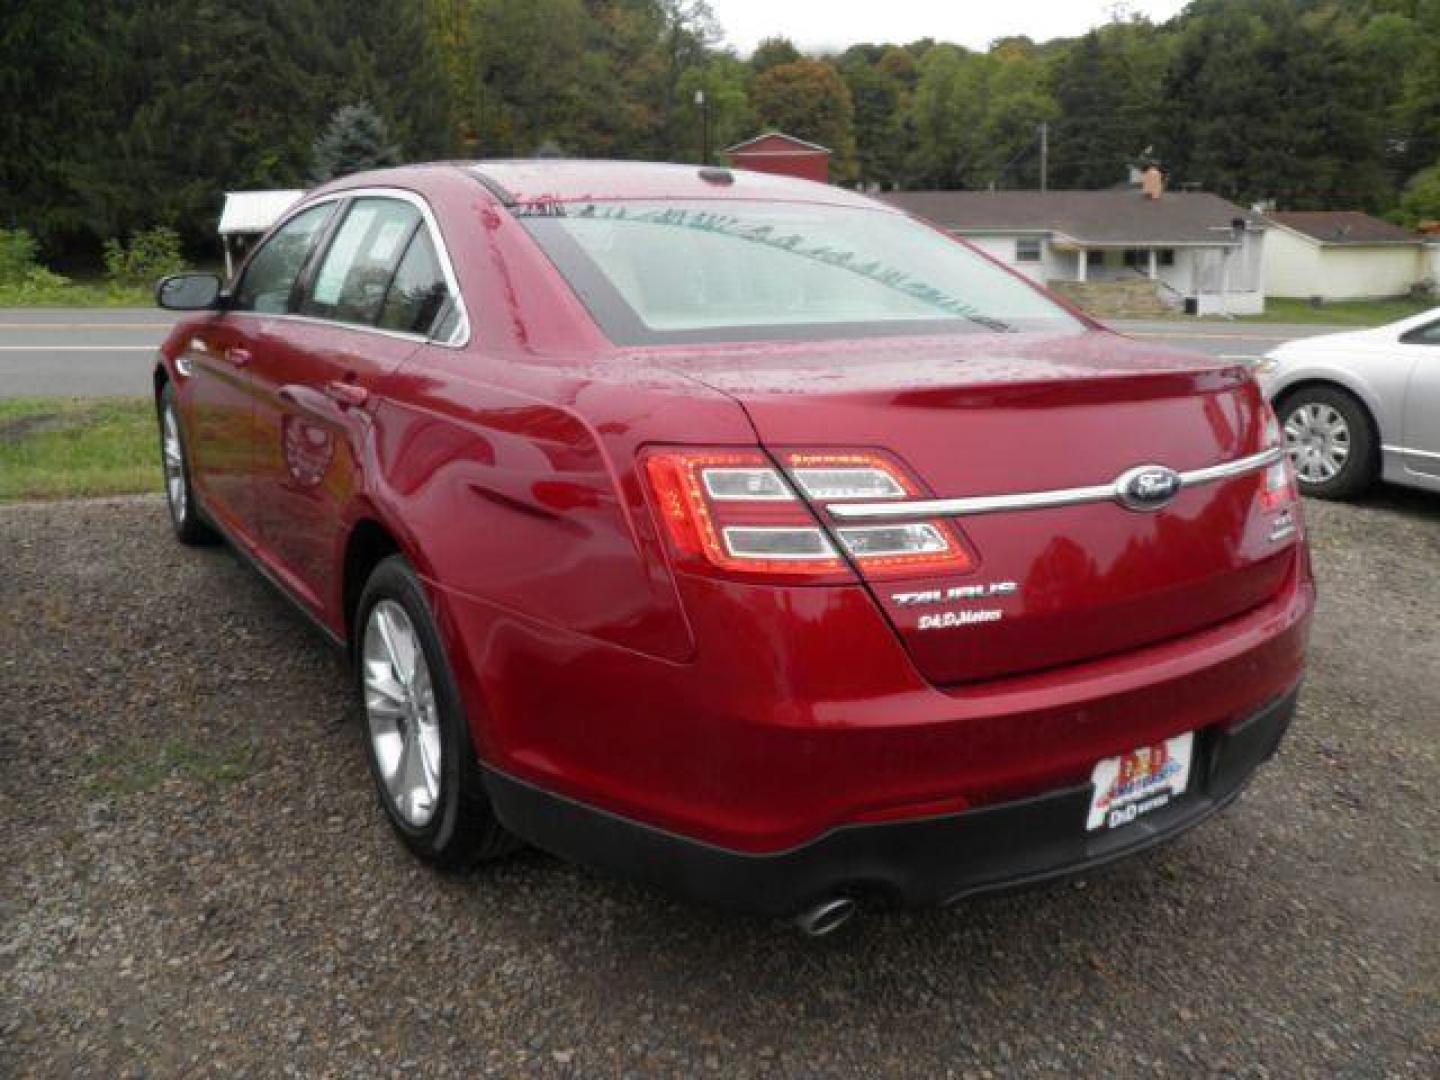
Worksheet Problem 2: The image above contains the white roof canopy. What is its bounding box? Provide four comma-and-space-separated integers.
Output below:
218, 190, 304, 235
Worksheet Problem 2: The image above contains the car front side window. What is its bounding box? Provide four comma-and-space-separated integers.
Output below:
1400, 318, 1440, 346
232, 204, 335, 314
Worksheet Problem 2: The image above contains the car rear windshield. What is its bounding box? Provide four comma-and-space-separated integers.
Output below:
517, 200, 1082, 345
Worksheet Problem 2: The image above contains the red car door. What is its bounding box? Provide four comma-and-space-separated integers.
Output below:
183, 202, 336, 545
245, 194, 462, 621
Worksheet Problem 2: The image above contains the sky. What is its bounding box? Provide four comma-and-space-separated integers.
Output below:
706, 0, 1191, 56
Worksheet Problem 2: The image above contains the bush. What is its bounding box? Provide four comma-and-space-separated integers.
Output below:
1398, 164, 1440, 228
0, 228, 43, 285
102, 227, 187, 287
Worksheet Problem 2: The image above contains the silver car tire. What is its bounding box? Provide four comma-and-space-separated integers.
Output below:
1277, 386, 1378, 501
354, 555, 519, 869
157, 383, 217, 545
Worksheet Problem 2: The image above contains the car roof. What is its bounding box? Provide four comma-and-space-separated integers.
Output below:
463, 159, 885, 210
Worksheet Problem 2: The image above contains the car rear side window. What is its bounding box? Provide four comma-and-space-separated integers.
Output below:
300, 198, 422, 326
377, 227, 452, 336
232, 203, 334, 314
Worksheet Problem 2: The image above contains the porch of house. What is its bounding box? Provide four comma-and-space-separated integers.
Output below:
1047, 242, 1265, 316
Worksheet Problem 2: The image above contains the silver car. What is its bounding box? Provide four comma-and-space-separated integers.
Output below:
1257, 307, 1440, 499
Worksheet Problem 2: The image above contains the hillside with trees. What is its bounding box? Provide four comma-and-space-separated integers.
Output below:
2, 0, 1438, 267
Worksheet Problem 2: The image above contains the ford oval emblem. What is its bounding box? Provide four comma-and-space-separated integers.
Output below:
1114, 464, 1182, 511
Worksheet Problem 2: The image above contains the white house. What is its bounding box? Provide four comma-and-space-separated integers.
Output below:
218, 190, 304, 277
1262, 211, 1437, 300
880, 188, 1266, 315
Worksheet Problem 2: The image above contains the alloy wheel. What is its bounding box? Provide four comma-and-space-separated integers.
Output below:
362, 600, 443, 827
1284, 401, 1351, 485
162, 403, 187, 523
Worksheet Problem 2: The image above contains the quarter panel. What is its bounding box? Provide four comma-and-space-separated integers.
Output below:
367, 348, 756, 666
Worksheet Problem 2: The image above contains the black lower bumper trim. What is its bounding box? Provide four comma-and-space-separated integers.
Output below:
481, 687, 1299, 917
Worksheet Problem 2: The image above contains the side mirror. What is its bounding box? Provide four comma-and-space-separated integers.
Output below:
156, 273, 222, 311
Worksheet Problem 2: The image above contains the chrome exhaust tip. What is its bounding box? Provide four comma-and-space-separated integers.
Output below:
794, 896, 857, 937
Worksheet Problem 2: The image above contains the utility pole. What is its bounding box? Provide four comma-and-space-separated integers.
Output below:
1039, 121, 1048, 192
695, 89, 711, 165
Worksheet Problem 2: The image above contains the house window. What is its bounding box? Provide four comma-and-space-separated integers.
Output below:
1122, 248, 1176, 270
1015, 237, 1042, 263
1086, 250, 1104, 268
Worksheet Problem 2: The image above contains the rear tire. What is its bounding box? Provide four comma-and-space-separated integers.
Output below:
355, 555, 519, 869
1276, 385, 1378, 501
157, 383, 218, 545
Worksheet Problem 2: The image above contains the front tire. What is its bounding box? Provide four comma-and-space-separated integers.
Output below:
157, 383, 217, 545
1277, 386, 1378, 501
355, 555, 518, 869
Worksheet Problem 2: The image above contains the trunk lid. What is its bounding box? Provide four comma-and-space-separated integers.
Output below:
655, 329, 1295, 684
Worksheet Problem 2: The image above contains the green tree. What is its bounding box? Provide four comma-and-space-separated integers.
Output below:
750, 36, 801, 73
0, 0, 101, 247
1398, 162, 1440, 225
1048, 19, 1170, 188
677, 55, 755, 162
750, 59, 857, 177
839, 47, 910, 188
310, 102, 403, 183
1160, 0, 1391, 208
906, 43, 1056, 189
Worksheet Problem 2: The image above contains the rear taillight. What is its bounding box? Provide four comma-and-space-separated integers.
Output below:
642, 448, 974, 583
1260, 407, 1298, 511
642, 450, 849, 581
781, 451, 974, 580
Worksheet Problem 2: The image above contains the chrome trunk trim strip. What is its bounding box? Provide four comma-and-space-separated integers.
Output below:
825, 447, 1285, 520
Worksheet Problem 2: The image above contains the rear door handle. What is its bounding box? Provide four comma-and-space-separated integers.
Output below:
226, 347, 251, 367
324, 379, 369, 409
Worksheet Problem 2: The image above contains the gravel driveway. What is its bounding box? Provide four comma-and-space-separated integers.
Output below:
3, 492, 1437, 1077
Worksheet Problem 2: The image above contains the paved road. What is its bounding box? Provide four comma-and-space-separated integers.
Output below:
0, 308, 1348, 398
1109, 319, 1348, 363
0, 309, 177, 397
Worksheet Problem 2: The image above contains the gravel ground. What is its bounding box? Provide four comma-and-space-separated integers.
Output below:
3, 491, 1437, 1078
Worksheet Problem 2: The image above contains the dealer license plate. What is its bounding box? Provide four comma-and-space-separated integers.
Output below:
1086, 732, 1194, 832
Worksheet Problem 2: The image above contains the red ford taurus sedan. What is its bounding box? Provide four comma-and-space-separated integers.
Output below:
155, 161, 1313, 934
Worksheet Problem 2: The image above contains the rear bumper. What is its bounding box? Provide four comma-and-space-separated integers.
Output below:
482, 685, 1299, 916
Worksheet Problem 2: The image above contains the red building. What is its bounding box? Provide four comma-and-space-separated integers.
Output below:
723, 132, 831, 184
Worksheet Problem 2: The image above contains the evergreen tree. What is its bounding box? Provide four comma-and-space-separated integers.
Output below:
310, 103, 403, 183
1161, 0, 1390, 208
1048, 20, 1169, 189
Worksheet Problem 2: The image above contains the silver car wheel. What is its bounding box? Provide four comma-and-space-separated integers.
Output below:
162, 403, 187, 522
1284, 402, 1350, 485
363, 599, 442, 828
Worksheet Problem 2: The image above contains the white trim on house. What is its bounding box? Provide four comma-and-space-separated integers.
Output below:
723, 131, 832, 155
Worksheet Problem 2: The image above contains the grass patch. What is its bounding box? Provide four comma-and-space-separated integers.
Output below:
1237, 296, 1434, 326
85, 733, 260, 796
0, 280, 153, 307
0, 397, 160, 501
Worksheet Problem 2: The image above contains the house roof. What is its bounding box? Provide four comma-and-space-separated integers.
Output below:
878, 189, 1259, 246
1265, 210, 1421, 246
218, 190, 305, 235
723, 131, 832, 156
